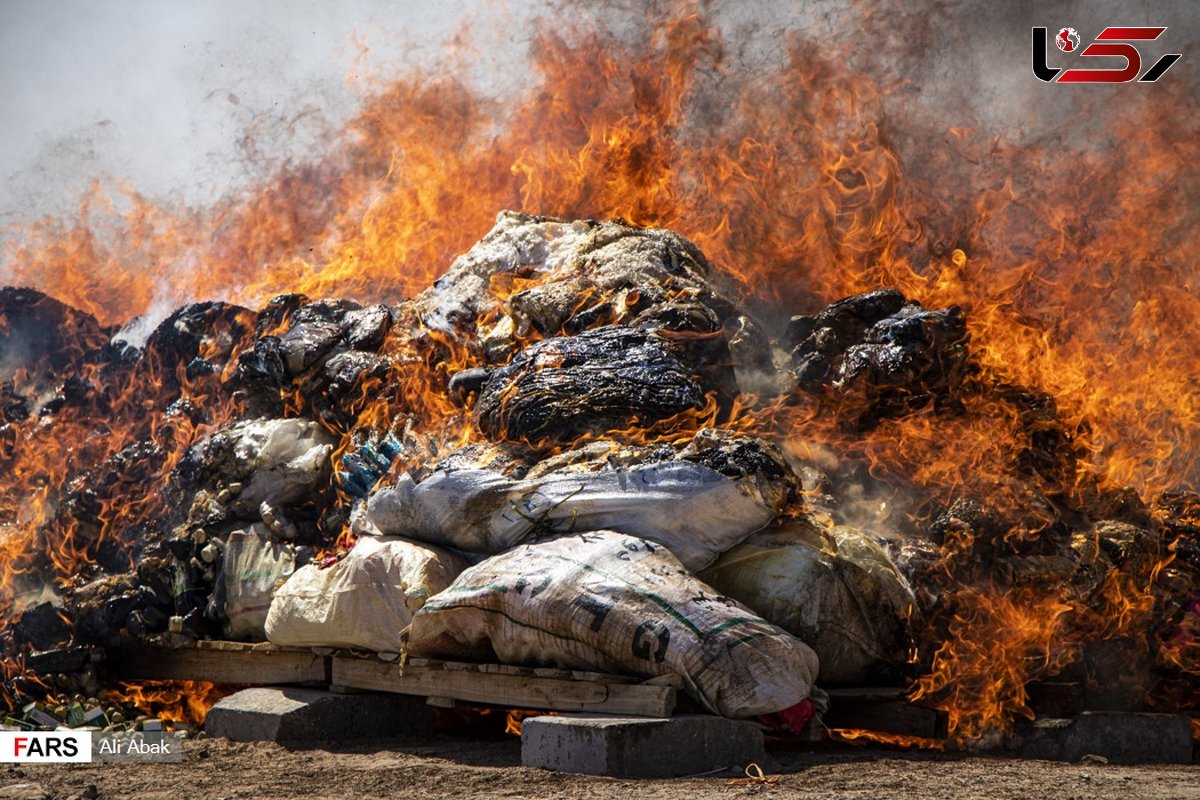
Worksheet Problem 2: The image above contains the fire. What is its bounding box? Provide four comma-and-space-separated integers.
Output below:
826, 728, 946, 751
0, 4, 1197, 744
504, 709, 546, 736
909, 587, 1077, 744
106, 680, 228, 725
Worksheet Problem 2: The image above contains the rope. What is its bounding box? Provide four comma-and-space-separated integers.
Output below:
727, 762, 781, 786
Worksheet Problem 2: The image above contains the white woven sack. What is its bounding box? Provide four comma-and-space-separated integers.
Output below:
406, 531, 821, 719
265, 535, 467, 652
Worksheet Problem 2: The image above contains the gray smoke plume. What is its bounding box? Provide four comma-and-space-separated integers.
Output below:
0, 0, 535, 226
3, 0, 1195, 222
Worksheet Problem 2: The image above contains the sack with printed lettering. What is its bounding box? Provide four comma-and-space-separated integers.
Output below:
405, 531, 823, 721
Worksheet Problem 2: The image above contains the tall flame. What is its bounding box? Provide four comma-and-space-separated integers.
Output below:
1, 5, 1197, 740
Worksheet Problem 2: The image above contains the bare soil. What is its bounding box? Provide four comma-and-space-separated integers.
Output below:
5, 736, 1199, 800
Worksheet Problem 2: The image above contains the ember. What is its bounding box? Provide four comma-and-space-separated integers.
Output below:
0, 4, 1196, 751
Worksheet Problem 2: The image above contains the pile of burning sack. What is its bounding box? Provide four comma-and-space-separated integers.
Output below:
8, 211, 1188, 733
159, 213, 928, 730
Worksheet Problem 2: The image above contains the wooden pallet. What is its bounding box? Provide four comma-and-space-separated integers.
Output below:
109, 641, 329, 685
107, 641, 679, 718
330, 654, 680, 717
107, 641, 946, 736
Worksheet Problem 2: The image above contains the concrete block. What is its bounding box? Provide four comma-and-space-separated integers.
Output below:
205, 687, 431, 743
521, 714, 764, 778
1019, 711, 1193, 764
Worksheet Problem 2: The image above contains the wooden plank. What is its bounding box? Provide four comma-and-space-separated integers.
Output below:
825, 687, 908, 703
1026, 681, 1085, 717
194, 640, 310, 654
406, 658, 443, 669
823, 698, 948, 739
532, 667, 569, 679
640, 673, 685, 689
109, 646, 328, 685
196, 640, 250, 652
331, 656, 676, 717
411, 658, 652, 686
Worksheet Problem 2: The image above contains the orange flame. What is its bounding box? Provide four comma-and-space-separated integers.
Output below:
105, 680, 228, 726
827, 728, 947, 751
0, 5, 1197, 742
503, 709, 547, 736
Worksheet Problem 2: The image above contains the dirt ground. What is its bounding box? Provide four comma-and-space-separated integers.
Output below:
4, 735, 1199, 800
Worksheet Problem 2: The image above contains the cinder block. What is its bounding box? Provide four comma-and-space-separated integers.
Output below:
205, 687, 431, 743
521, 714, 764, 778
1019, 711, 1193, 764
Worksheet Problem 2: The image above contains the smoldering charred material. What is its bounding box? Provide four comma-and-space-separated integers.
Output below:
233, 297, 394, 419
447, 366, 491, 405
67, 574, 155, 648
0, 288, 113, 376
233, 335, 287, 412
12, 602, 72, 652
1156, 491, 1200, 572
50, 541, 185, 650
790, 290, 968, 422
629, 299, 742, 410
343, 305, 394, 351
315, 350, 391, 424
925, 496, 1079, 573
140, 301, 256, 385
285, 300, 393, 379
475, 325, 714, 444
787, 289, 907, 345
1090, 520, 1164, 579
678, 427, 794, 484
417, 211, 772, 375
52, 438, 168, 573
839, 304, 967, 390
0, 288, 113, 422
270, 298, 392, 371
279, 320, 345, 375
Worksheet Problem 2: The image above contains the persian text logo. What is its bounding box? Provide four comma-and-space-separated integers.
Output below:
1033, 27, 1182, 83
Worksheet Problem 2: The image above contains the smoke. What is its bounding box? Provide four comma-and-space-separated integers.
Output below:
0, 0, 534, 227
1, 0, 1196, 320
2, 0, 1195, 224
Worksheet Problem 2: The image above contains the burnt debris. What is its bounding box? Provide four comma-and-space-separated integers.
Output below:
0, 211, 1196, 740
474, 325, 712, 444
789, 289, 969, 422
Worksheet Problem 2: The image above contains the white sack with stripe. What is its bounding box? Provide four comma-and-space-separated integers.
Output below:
405, 530, 822, 720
